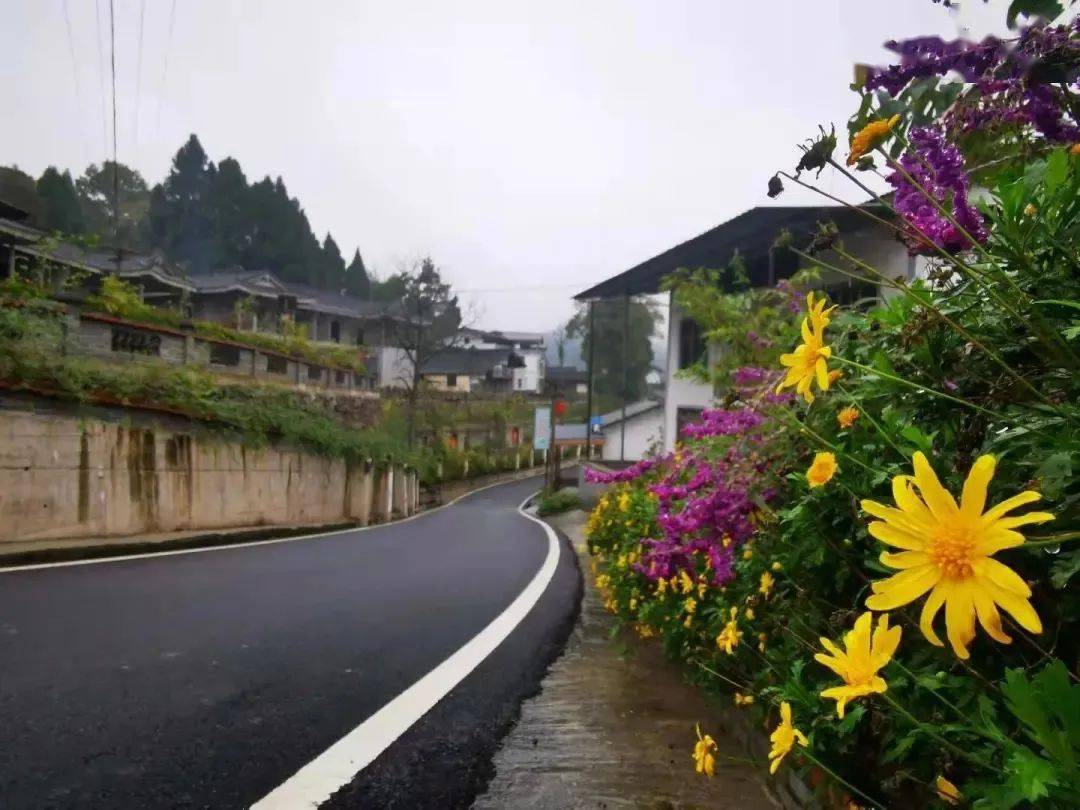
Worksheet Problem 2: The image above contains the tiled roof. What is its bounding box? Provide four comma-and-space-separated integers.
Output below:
546, 365, 588, 382
420, 348, 516, 375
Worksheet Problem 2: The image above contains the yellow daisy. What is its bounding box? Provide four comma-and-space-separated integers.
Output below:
863, 452, 1053, 659
807, 452, 838, 488
838, 406, 860, 429
815, 612, 901, 718
693, 724, 717, 777
847, 114, 901, 165
768, 702, 809, 774
777, 294, 836, 404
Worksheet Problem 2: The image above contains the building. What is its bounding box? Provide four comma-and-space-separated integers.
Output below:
576, 204, 916, 452
544, 365, 589, 398
457, 328, 546, 393
418, 347, 521, 394
600, 399, 663, 461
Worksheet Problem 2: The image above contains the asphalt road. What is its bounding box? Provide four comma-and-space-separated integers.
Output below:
0, 475, 581, 809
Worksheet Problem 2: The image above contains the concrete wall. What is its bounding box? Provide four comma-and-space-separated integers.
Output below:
601, 409, 664, 462
0, 406, 415, 544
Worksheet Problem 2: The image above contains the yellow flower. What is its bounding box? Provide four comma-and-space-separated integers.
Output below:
758, 632, 767, 652
636, 623, 655, 638
717, 608, 743, 655
679, 569, 695, 594
683, 597, 698, 615
759, 571, 775, 598
815, 612, 901, 718
768, 702, 809, 774
693, 724, 717, 777
1023, 203, 1038, 217
771, 561, 783, 572
1071, 143, 1080, 156
863, 452, 1053, 659
742, 548, 753, 561
807, 452, 838, 488
629, 597, 638, 611
837, 406, 860, 429
745, 606, 756, 620
734, 693, 755, 706
656, 578, 668, 595
935, 775, 963, 805
828, 369, 843, 384
847, 114, 901, 165
618, 492, 632, 512
778, 293, 835, 404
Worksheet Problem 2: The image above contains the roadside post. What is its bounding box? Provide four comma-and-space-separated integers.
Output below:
534, 405, 551, 488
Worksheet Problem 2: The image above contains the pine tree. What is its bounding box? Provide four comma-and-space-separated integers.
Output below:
147, 134, 217, 270
320, 234, 345, 290
36, 168, 86, 235
344, 249, 371, 299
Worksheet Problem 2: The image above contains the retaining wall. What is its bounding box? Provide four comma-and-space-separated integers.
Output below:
0, 403, 418, 544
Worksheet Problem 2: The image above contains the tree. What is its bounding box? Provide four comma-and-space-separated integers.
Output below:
384, 257, 463, 446
208, 156, 254, 267
344, 249, 371, 299
320, 233, 345, 290
567, 297, 661, 410
75, 161, 149, 247
0, 166, 43, 223
36, 168, 85, 235
146, 134, 217, 269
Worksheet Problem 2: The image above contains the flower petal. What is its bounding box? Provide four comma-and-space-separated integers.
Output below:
960, 455, 995, 521
892, 476, 934, 525
880, 550, 931, 569
815, 358, 829, 391
992, 512, 1054, 531
985, 581, 1043, 635
862, 500, 933, 537
866, 565, 940, 610
919, 583, 948, 647
972, 587, 1012, 645
814, 652, 846, 678
974, 528, 1026, 556
868, 521, 927, 551
980, 491, 1041, 526
976, 558, 1031, 597
912, 452, 959, 520
944, 582, 977, 659
871, 615, 902, 664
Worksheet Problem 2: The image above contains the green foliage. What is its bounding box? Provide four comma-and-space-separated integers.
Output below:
536, 488, 582, 516
566, 297, 661, 409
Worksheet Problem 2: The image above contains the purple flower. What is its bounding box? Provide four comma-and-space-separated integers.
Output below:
887, 127, 988, 255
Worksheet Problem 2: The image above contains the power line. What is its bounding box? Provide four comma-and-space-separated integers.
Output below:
156, 0, 177, 136
60, 0, 89, 165
133, 0, 146, 150
95, 0, 108, 159
109, 0, 119, 247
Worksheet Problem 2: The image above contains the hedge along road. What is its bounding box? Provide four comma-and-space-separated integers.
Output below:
0, 474, 582, 809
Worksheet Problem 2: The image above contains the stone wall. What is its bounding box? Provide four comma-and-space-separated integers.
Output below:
0, 403, 418, 544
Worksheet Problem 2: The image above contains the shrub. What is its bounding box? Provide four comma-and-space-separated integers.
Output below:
536, 488, 582, 517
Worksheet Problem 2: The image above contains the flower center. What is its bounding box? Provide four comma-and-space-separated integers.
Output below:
929, 525, 976, 579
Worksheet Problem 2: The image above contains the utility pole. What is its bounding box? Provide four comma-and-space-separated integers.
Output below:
584, 300, 595, 459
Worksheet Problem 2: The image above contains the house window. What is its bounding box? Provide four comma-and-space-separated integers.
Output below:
335, 370, 346, 385
308, 364, 322, 381
678, 317, 706, 370
266, 355, 287, 375
516, 378, 523, 389
355, 329, 365, 346
446, 373, 458, 388
330, 321, 341, 343
209, 343, 240, 366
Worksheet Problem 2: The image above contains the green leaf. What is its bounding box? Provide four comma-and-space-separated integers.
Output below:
1007, 0, 1064, 28
1036, 451, 1073, 499
1005, 748, 1058, 801
1051, 550, 1080, 590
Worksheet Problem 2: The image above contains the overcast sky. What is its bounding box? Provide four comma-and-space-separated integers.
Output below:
4, 1, 1010, 333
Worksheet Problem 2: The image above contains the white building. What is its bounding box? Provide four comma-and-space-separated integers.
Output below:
576, 204, 921, 452
600, 400, 663, 461
456, 328, 546, 393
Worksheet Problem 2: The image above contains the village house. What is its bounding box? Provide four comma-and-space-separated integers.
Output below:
456, 328, 546, 393
418, 347, 522, 394
544, 365, 589, 399
576, 204, 917, 455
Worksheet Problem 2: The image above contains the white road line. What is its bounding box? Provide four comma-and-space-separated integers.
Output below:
0, 473, 541, 573
250, 492, 560, 810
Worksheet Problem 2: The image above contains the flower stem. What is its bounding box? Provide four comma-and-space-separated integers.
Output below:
881, 692, 993, 771
798, 748, 886, 810
831, 356, 1005, 421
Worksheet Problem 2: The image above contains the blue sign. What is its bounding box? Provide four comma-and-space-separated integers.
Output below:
589, 415, 602, 434
534, 406, 552, 450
